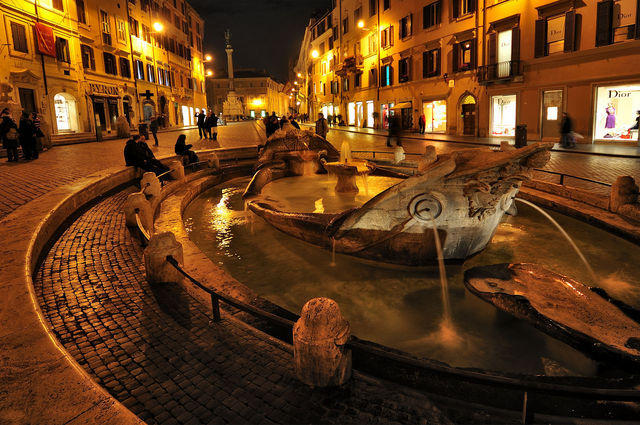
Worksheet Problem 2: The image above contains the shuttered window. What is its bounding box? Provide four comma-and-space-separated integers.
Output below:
81, 44, 95, 69
56, 37, 70, 63
423, 1, 441, 29
120, 58, 131, 78
10, 22, 28, 53
423, 48, 440, 78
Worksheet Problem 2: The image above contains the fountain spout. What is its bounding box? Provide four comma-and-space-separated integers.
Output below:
340, 141, 352, 164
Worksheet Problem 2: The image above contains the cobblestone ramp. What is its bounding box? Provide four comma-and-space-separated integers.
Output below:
34, 188, 451, 425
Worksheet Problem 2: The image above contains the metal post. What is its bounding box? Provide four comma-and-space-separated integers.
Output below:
560, 174, 565, 186
211, 293, 221, 322
521, 391, 534, 424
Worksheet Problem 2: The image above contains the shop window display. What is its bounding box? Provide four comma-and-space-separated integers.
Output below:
594, 84, 640, 141
491, 95, 516, 137
422, 100, 447, 133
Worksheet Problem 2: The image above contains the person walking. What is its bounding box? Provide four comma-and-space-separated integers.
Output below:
1, 108, 19, 162
387, 114, 402, 147
629, 110, 640, 146
206, 112, 219, 141
197, 110, 206, 139
418, 113, 426, 135
18, 111, 38, 160
315, 113, 329, 139
560, 112, 575, 148
149, 116, 160, 146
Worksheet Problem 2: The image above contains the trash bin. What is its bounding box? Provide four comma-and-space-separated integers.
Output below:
138, 123, 149, 139
515, 124, 527, 148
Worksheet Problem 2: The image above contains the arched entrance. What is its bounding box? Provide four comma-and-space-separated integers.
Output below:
459, 93, 477, 136
142, 100, 155, 122
54, 93, 79, 133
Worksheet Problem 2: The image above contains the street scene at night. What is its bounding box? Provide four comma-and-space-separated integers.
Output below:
1, 0, 640, 424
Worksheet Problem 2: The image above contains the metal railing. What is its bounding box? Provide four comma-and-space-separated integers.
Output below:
161, 254, 640, 423
478, 60, 522, 83
351, 149, 424, 160
532, 168, 612, 189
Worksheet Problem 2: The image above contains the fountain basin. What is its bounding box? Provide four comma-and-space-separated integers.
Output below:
323, 159, 375, 193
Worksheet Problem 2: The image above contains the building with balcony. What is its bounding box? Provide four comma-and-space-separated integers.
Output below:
0, 0, 207, 145
206, 69, 290, 119
295, 0, 640, 144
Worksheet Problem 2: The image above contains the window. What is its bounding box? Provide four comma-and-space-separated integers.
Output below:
596, 0, 638, 45
399, 14, 413, 39
147, 64, 155, 83
76, 0, 86, 24
535, 11, 579, 57
381, 26, 394, 48
103, 52, 117, 75
342, 77, 350, 92
368, 33, 377, 55
100, 11, 111, 45
343, 17, 349, 34
331, 80, 339, 94
129, 18, 140, 38
546, 15, 566, 54
116, 19, 127, 42
10, 22, 28, 53
135, 60, 144, 79
355, 73, 361, 88
197, 37, 202, 51
398, 57, 411, 82
369, 68, 378, 87
52, 0, 64, 11
81, 45, 95, 69
119, 58, 131, 78
381, 64, 393, 86
423, 48, 441, 77
453, 39, 476, 71
354, 7, 362, 23
383, 0, 390, 11
452, 0, 476, 19
369, 0, 377, 16
56, 38, 70, 63
157, 68, 164, 85
423, 1, 441, 29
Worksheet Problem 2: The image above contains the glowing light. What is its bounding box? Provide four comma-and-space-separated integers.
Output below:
153, 22, 164, 33
357, 20, 365, 29
205, 54, 213, 62
294, 81, 298, 85
311, 50, 319, 59
252, 98, 263, 107
206, 70, 213, 76
297, 73, 302, 78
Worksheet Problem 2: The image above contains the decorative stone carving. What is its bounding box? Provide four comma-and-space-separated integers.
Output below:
169, 160, 185, 180
417, 146, 437, 174
141, 172, 161, 199
610, 176, 639, 213
293, 298, 351, 387
143, 232, 184, 284
206, 153, 220, 170
116, 115, 130, 138
123, 192, 153, 232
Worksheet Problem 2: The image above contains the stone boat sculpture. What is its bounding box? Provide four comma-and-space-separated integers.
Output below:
464, 263, 640, 367
244, 128, 552, 266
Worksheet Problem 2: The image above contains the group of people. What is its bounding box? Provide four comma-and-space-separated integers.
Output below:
196, 110, 219, 141
123, 134, 169, 175
324, 114, 346, 127
263, 112, 301, 138
1, 108, 44, 162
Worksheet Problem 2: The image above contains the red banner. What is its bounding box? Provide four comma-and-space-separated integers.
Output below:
34, 23, 56, 57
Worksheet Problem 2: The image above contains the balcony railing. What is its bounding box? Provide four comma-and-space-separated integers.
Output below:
478, 60, 522, 84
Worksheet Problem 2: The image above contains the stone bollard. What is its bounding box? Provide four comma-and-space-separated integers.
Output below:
143, 232, 184, 284
141, 172, 162, 199
207, 153, 220, 171
170, 160, 185, 181
418, 146, 437, 174
123, 192, 153, 232
500, 140, 516, 151
293, 297, 351, 387
610, 176, 639, 213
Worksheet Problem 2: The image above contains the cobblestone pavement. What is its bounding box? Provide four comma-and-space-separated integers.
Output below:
34, 188, 451, 425
0, 123, 260, 221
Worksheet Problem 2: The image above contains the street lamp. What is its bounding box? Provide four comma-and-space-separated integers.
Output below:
311, 50, 319, 59
205, 54, 213, 62
153, 22, 164, 33
297, 73, 302, 78
357, 20, 365, 29
206, 70, 213, 77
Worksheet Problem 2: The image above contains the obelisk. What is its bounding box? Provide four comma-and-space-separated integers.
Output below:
222, 29, 244, 120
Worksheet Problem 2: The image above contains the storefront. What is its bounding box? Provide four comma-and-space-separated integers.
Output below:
54, 92, 79, 133
356, 102, 364, 127
88, 83, 120, 133
422, 100, 447, 133
381, 103, 394, 129
348, 102, 356, 126
593, 83, 640, 142
490, 94, 517, 137
366, 101, 374, 128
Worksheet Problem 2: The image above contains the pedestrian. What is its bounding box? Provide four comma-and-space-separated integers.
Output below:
387, 114, 403, 147
206, 112, 219, 141
560, 112, 575, 148
19, 111, 38, 160
197, 110, 206, 139
265, 112, 279, 138
419, 113, 426, 134
149, 116, 159, 146
137, 135, 169, 175
315, 113, 329, 139
289, 115, 300, 130
629, 110, 640, 146
1, 108, 19, 162
175, 134, 199, 165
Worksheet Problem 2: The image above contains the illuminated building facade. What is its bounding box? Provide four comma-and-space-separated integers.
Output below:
296, 0, 640, 143
0, 0, 207, 144
206, 70, 290, 119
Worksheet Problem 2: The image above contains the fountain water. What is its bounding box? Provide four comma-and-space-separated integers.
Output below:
330, 237, 336, 267
429, 220, 451, 323
340, 141, 352, 163
515, 198, 597, 282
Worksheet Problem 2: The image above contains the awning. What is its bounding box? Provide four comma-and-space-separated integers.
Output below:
392, 102, 412, 110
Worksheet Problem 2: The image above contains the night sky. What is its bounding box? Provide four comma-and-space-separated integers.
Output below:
189, 0, 331, 82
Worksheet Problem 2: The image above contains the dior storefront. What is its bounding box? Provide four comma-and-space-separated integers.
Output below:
593, 83, 640, 142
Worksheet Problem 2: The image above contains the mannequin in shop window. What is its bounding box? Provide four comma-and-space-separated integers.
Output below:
629, 111, 640, 145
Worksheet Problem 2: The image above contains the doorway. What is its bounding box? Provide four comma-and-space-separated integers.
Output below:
460, 94, 476, 136
19, 88, 37, 114
542, 90, 563, 140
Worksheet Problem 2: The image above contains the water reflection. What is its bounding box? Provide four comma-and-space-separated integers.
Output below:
184, 178, 640, 377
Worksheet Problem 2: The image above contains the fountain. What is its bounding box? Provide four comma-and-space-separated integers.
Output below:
243, 127, 554, 266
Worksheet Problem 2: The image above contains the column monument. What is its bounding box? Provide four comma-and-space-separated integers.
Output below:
222, 29, 244, 121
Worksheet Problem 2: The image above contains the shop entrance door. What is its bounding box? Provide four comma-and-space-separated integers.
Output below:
93, 100, 106, 130
107, 99, 118, 131
462, 104, 476, 135
542, 90, 563, 140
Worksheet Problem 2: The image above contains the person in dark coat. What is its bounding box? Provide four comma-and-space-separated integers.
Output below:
315, 113, 329, 139
206, 113, 219, 141
19, 111, 38, 160
560, 112, 575, 148
136, 135, 169, 175
197, 111, 206, 139
174, 134, 198, 165
629, 110, 640, 145
149, 116, 160, 146
265, 112, 279, 138
1, 108, 19, 162
386, 114, 402, 147
289, 115, 300, 130
124, 136, 145, 168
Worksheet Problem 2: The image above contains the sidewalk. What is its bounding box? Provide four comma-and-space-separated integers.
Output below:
302, 123, 640, 159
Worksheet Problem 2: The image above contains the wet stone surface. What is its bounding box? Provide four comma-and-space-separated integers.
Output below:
34, 188, 451, 424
